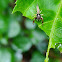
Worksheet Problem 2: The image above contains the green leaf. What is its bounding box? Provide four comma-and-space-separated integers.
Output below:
14, 50, 23, 62
12, 0, 62, 62
13, 36, 32, 52
49, 58, 61, 62
30, 51, 45, 62
0, 17, 8, 34
55, 43, 62, 53
8, 20, 20, 38
0, 0, 8, 12
0, 0, 13, 14
36, 40, 48, 54
58, 44, 62, 53
25, 18, 36, 29
0, 48, 11, 62
0, 38, 8, 45
31, 30, 47, 45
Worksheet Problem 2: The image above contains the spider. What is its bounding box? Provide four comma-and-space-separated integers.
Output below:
33, 4, 44, 26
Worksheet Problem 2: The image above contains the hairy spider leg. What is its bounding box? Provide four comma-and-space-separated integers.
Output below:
33, 17, 37, 24
41, 14, 43, 16
41, 17, 43, 26
40, 10, 42, 13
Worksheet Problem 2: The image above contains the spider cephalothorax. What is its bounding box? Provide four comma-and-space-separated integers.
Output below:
37, 14, 41, 20
33, 4, 43, 26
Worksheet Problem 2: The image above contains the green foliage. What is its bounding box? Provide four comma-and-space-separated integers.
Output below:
30, 51, 45, 62
0, 16, 8, 34
13, 36, 32, 52
55, 43, 62, 53
0, 38, 8, 45
0, 48, 13, 62
0, 0, 62, 62
8, 20, 20, 38
25, 19, 36, 29
12, 0, 62, 62
0, 0, 9, 13
31, 30, 47, 45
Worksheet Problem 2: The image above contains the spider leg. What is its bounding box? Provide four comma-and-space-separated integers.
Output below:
32, 13, 37, 19
41, 17, 43, 26
40, 10, 42, 13
32, 15, 36, 20
33, 17, 37, 24
41, 14, 43, 16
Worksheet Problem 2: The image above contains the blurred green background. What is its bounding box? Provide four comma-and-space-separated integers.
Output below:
0, 0, 62, 62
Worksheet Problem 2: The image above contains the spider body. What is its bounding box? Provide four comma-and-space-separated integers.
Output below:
33, 4, 43, 26
37, 14, 41, 20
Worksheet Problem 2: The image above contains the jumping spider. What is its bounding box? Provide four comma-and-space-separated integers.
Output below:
33, 4, 43, 26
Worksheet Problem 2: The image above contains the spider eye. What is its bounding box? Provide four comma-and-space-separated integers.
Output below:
39, 14, 40, 15
37, 14, 38, 15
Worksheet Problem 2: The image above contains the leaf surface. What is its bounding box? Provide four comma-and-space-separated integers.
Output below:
0, 48, 11, 62
12, 0, 62, 62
